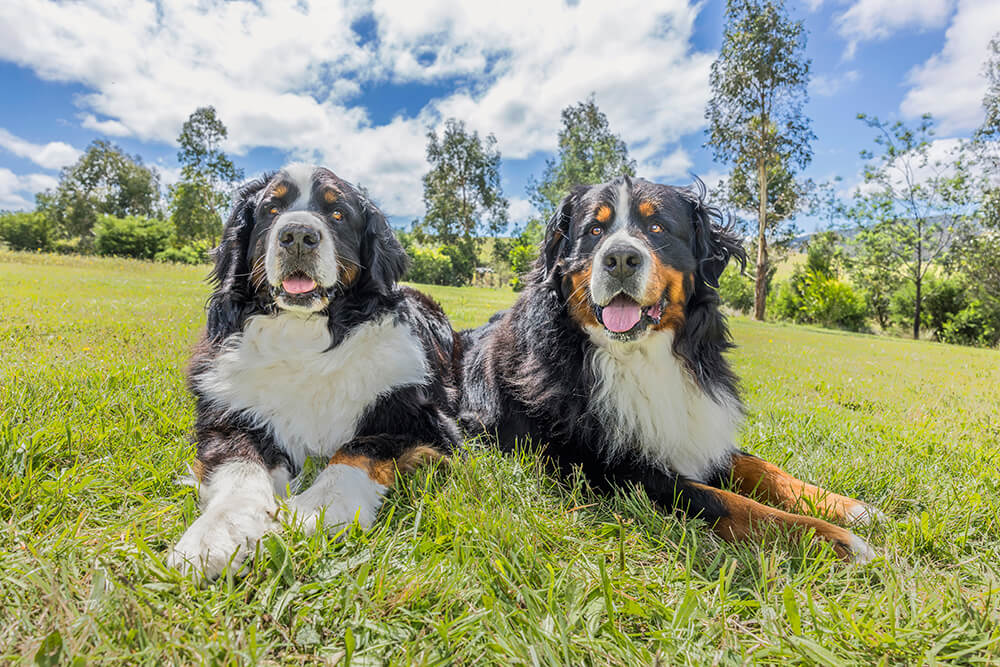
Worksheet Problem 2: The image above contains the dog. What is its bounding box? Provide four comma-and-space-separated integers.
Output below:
460, 176, 882, 561
168, 164, 461, 578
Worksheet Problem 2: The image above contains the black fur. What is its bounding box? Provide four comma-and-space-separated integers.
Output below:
460, 176, 749, 528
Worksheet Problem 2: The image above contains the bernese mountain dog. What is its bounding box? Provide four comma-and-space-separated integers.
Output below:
168, 164, 461, 578
460, 176, 883, 561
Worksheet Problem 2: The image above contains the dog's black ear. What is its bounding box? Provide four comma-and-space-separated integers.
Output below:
206, 176, 269, 342
687, 178, 746, 289
540, 188, 582, 284
361, 199, 408, 294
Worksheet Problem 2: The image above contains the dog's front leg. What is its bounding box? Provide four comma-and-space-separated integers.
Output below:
285, 435, 444, 535
168, 452, 285, 579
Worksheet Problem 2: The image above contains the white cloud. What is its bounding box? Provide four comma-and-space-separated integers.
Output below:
508, 197, 535, 224
0, 168, 58, 210
810, 70, 860, 97
0, 0, 711, 219
837, 0, 956, 58
901, 0, 1000, 133
0, 128, 81, 170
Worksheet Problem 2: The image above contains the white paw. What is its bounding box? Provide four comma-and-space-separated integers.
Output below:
845, 502, 887, 526
168, 497, 278, 578
285, 463, 386, 535
846, 531, 877, 564
167, 461, 278, 579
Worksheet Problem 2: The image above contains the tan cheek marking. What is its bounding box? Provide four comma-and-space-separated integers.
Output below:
639, 201, 655, 217
595, 205, 612, 223
272, 183, 288, 198
338, 260, 359, 287
646, 259, 687, 331
565, 266, 600, 328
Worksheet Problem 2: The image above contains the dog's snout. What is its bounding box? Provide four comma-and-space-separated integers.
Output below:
603, 245, 643, 279
278, 224, 321, 253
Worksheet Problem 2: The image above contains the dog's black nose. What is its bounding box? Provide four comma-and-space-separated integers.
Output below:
278, 224, 321, 253
603, 246, 643, 278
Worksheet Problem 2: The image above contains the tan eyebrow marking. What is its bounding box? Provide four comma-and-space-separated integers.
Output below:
272, 183, 288, 198
595, 204, 612, 223
323, 189, 338, 204
639, 201, 655, 217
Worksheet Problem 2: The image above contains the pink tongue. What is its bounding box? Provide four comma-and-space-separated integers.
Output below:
282, 276, 317, 294
601, 295, 642, 333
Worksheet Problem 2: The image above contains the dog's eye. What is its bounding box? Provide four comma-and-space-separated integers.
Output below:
649, 223, 663, 234
332, 210, 343, 221
268, 207, 279, 215
588, 225, 604, 237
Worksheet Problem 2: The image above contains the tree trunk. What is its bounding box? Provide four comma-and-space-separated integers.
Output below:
913, 276, 921, 340
913, 234, 923, 339
754, 158, 769, 321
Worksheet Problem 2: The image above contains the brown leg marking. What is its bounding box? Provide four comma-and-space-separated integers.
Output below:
690, 482, 872, 561
729, 453, 879, 525
329, 446, 447, 487
190, 459, 206, 482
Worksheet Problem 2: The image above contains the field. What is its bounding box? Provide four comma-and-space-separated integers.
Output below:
2, 250, 999, 665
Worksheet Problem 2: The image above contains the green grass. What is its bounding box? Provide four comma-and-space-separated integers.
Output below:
2, 250, 999, 665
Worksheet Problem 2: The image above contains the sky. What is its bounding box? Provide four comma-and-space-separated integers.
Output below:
1, 0, 998, 232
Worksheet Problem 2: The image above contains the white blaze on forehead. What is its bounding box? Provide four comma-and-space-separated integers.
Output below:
280, 162, 318, 211
610, 180, 632, 233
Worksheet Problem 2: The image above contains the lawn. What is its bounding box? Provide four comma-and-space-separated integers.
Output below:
2, 250, 998, 665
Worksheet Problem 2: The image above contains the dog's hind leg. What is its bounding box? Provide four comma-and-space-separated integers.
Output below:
284, 435, 446, 535
725, 452, 885, 526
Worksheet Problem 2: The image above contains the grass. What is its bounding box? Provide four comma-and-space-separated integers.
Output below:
2, 250, 999, 665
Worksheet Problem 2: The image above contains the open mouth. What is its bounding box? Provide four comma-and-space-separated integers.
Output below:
593, 294, 665, 339
280, 272, 318, 295
271, 271, 328, 306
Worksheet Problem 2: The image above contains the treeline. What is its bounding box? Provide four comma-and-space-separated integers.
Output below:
0, 107, 240, 264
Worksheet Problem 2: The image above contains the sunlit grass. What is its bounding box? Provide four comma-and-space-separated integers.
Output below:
2, 250, 998, 664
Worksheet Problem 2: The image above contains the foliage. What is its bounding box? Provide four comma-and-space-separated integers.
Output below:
773, 235, 866, 331
939, 300, 1000, 347
889, 276, 969, 339
0, 211, 54, 251
717, 264, 755, 313
706, 0, 814, 320
526, 96, 636, 222
169, 107, 244, 245
36, 140, 162, 239
421, 118, 509, 285
155, 241, 211, 265
405, 244, 456, 286
93, 214, 174, 260
848, 114, 978, 339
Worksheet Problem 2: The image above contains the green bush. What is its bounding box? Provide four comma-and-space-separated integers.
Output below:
51, 236, 95, 255
155, 241, 211, 265
0, 211, 54, 251
717, 265, 755, 313
772, 271, 867, 331
405, 244, 456, 285
94, 215, 173, 260
890, 276, 969, 337
508, 242, 538, 291
939, 301, 1000, 347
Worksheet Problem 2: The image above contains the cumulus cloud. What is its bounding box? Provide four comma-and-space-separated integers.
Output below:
0, 128, 81, 170
0, 0, 712, 218
837, 0, 956, 59
0, 168, 58, 210
901, 0, 1000, 133
810, 70, 860, 97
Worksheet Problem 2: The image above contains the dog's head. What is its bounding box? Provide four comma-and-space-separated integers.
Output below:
539, 176, 745, 343
207, 164, 407, 341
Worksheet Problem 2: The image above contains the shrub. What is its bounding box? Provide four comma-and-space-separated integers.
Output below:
939, 301, 1000, 347
717, 265, 755, 313
0, 211, 54, 251
405, 245, 455, 285
94, 215, 173, 259
772, 271, 867, 331
155, 241, 211, 265
890, 276, 969, 338
52, 236, 95, 255
508, 242, 538, 291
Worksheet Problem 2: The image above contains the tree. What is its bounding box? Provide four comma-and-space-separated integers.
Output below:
421, 118, 509, 285
37, 140, 162, 239
527, 96, 636, 221
169, 107, 243, 245
706, 0, 815, 321
847, 114, 977, 339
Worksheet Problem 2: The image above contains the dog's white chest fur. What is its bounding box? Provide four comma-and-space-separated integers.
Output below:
588, 329, 741, 481
199, 313, 428, 467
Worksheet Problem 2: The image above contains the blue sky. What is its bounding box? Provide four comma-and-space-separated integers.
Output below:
1, 0, 997, 232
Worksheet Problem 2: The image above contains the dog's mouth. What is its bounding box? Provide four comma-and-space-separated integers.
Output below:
270, 271, 334, 309
593, 293, 665, 341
